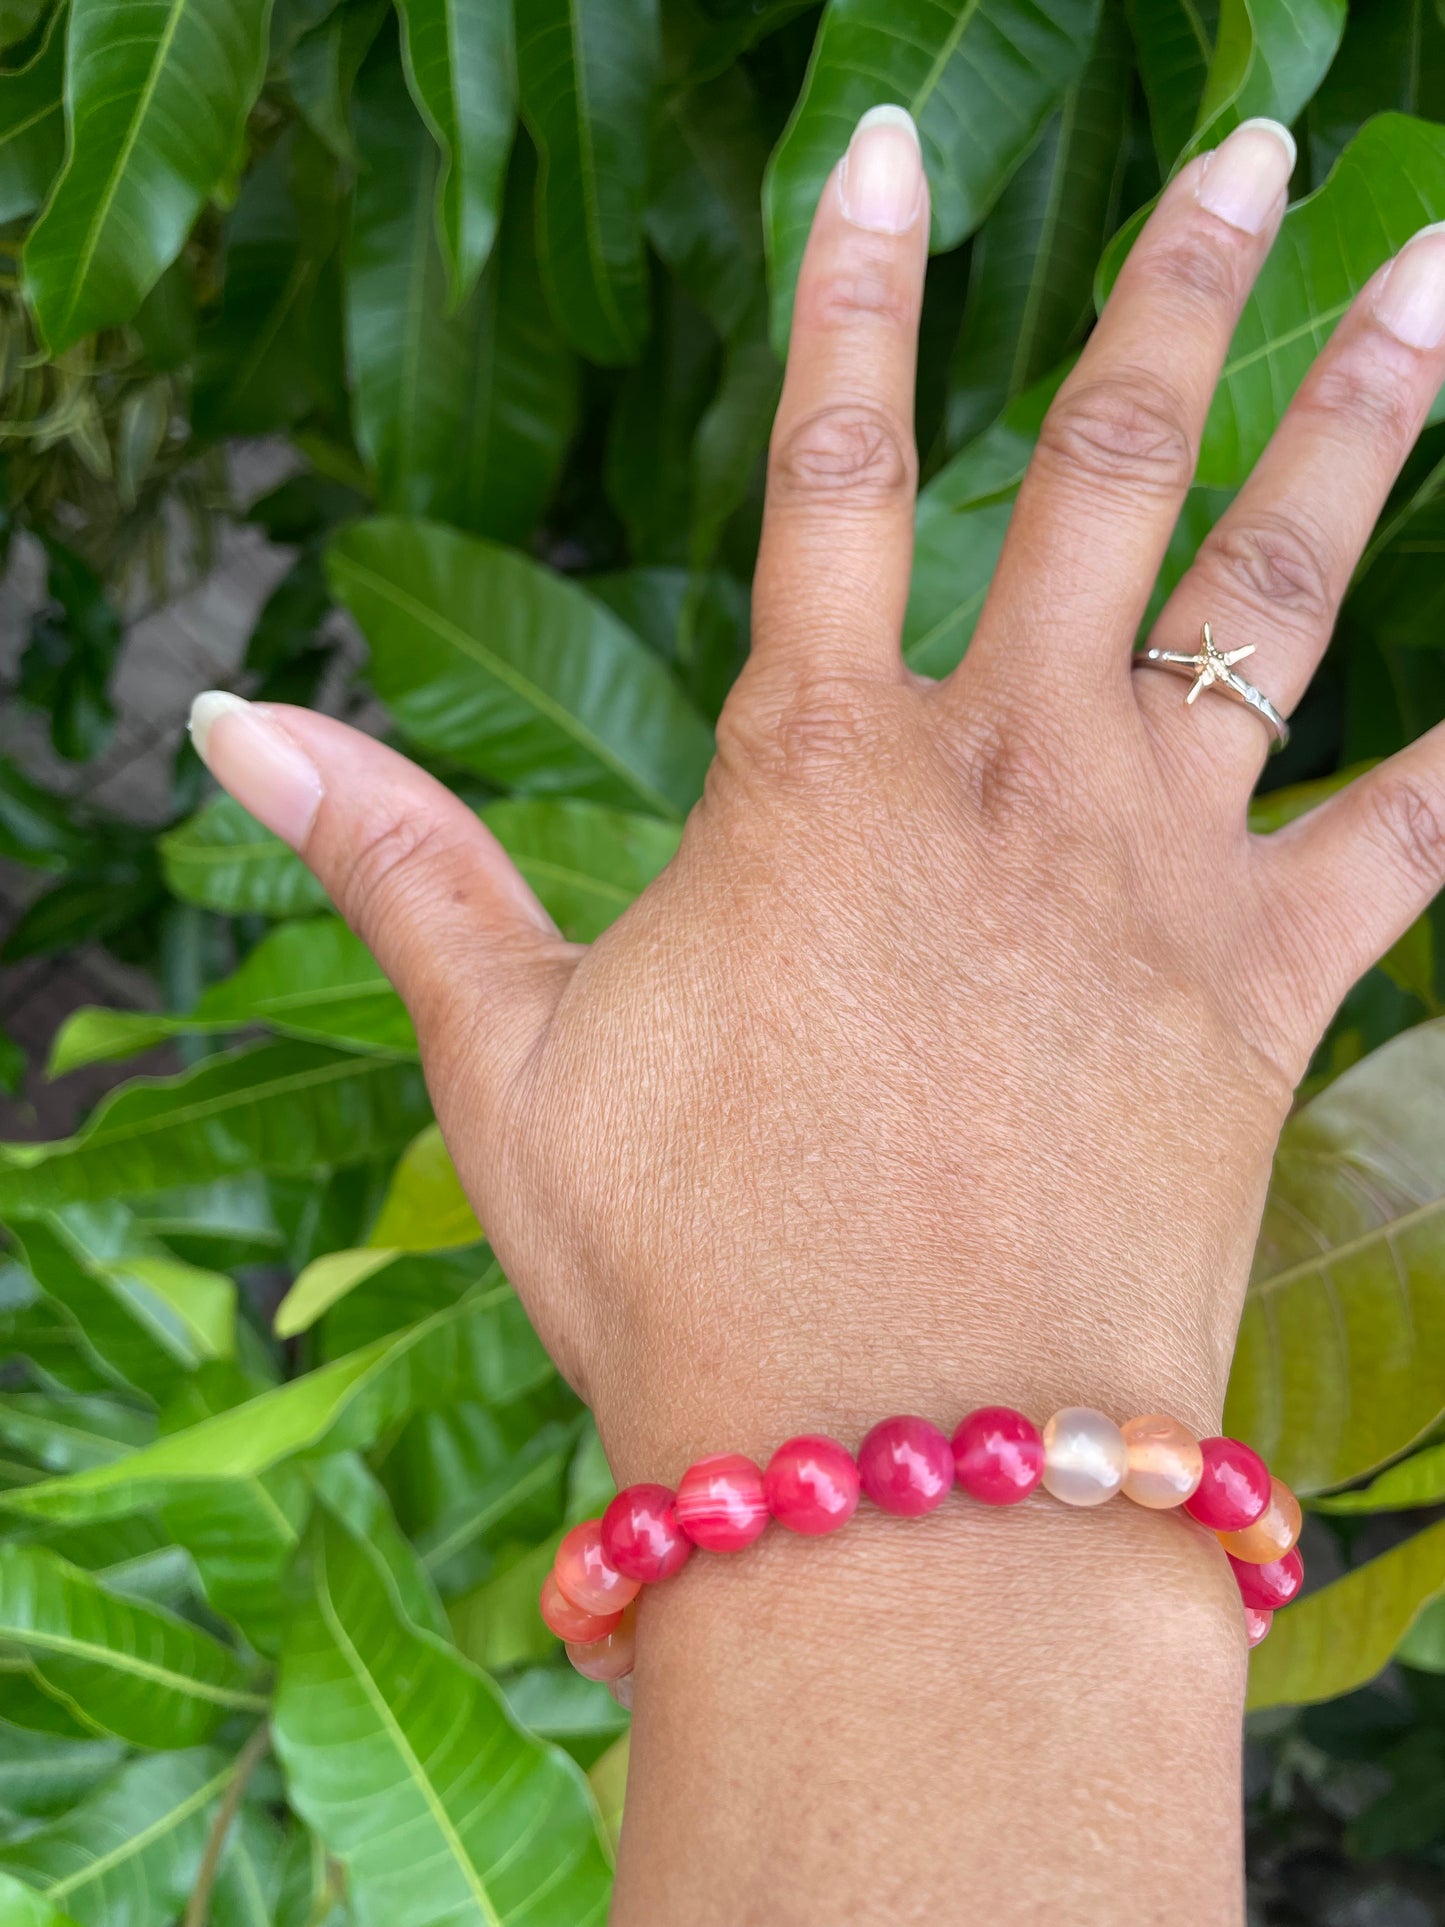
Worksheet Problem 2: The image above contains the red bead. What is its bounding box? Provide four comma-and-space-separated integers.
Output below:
952, 1407, 1045, 1506
857, 1416, 955, 1516
765, 1435, 861, 1535
539, 1571, 621, 1643
1184, 1437, 1272, 1532
1229, 1546, 1303, 1610
601, 1484, 692, 1583
553, 1519, 641, 1614
675, 1453, 769, 1552
1244, 1607, 1273, 1649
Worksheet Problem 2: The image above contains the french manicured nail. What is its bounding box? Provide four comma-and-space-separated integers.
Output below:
837, 104, 924, 234
188, 691, 323, 848
1195, 118, 1296, 234
1375, 222, 1445, 349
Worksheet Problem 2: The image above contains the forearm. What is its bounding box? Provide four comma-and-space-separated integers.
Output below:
612, 1494, 1246, 1925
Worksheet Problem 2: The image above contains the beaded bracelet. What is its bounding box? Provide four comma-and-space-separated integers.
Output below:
538, 1407, 1304, 1702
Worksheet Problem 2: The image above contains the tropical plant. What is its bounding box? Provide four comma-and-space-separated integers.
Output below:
2, 0, 1445, 1918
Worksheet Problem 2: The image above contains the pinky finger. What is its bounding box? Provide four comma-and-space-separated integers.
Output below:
1261, 727, 1445, 1029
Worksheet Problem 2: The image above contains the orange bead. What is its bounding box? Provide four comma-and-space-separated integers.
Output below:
1120, 1414, 1203, 1510
1216, 1477, 1301, 1563
566, 1603, 637, 1684
539, 1571, 622, 1643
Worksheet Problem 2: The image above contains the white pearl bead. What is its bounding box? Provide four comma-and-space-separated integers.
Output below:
1041, 1407, 1128, 1507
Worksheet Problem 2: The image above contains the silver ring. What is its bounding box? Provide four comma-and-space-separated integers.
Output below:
1133, 624, 1289, 750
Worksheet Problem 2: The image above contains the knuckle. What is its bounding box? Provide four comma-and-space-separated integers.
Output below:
806, 255, 916, 333
1368, 778, 1445, 886
772, 675, 883, 778
1140, 226, 1245, 311
769, 401, 916, 509
1034, 374, 1195, 499
950, 709, 1060, 827
340, 812, 450, 938
1198, 510, 1337, 623
1299, 353, 1419, 446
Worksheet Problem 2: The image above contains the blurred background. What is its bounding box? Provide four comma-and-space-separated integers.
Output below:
4, 0, 1445, 1921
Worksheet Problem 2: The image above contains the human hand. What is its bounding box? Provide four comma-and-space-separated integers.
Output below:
191, 110, 1445, 1482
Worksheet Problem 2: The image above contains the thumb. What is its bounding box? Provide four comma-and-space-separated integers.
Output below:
187, 693, 569, 1082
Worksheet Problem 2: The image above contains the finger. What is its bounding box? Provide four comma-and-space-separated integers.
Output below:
1260, 724, 1445, 1037
747, 105, 929, 691
187, 693, 568, 1077
953, 119, 1296, 716
1140, 222, 1445, 789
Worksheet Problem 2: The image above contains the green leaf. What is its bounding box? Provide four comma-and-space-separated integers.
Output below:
327, 517, 715, 818
0, 1042, 434, 1213
8, 1209, 236, 1400
517, 0, 659, 364
2, 1283, 551, 1526
396, 0, 516, 306
1125, 0, 1218, 170
51, 920, 414, 1075
315, 1248, 497, 1358
1307, 0, 1445, 177
1316, 1437, 1445, 1514
160, 794, 330, 918
1190, 0, 1345, 153
308, 1451, 448, 1637
273, 1510, 614, 1924
479, 799, 679, 941
0, 1395, 154, 1475
501, 1667, 629, 1771
764, 0, 1101, 350
287, 0, 388, 160
0, 1749, 232, 1927
0, 761, 106, 875
944, 5, 1130, 451
364, 1125, 482, 1253
0, 1724, 127, 1822
646, 61, 769, 338
0, 1869, 83, 1926
211, 1805, 288, 1927
687, 300, 781, 571
275, 1247, 401, 1337
1248, 1518, 1445, 1710
1225, 1015, 1445, 1496
605, 281, 719, 564
448, 1535, 560, 1672
0, 1, 64, 224
418, 1423, 575, 1598
348, 61, 578, 540
0, 1547, 262, 1747
22, 0, 272, 352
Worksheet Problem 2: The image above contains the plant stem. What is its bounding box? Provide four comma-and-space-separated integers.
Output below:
183, 1720, 271, 1927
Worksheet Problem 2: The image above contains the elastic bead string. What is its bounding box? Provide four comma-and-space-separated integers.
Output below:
539, 1409, 1301, 1695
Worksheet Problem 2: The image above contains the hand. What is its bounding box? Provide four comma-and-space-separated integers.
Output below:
193, 112, 1445, 1484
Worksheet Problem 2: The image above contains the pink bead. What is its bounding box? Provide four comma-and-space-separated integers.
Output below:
601, 1484, 692, 1583
952, 1407, 1044, 1506
1229, 1546, 1303, 1611
1244, 1607, 1273, 1649
675, 1453, 770, 1552
764, 1435, 860, 1535
553, 1519, 641, 1615
857, 1416, 954, 1516
566, 1602, 636, 1683
1184, 1437, 1271, 1532
539, 1571, 622, 1643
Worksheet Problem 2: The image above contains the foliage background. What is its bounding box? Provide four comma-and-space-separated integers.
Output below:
2, 0, 1445, 1920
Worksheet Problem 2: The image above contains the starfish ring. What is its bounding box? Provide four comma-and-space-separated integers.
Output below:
1133, 623, 1289, 750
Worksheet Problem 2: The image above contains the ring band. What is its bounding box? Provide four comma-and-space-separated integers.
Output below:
1133, 624, 1290, 750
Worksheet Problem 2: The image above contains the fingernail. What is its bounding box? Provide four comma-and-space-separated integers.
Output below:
837, 104, 924, 235
188, 691, 323, 848
1195, 118, 1296, 235
1375, 222, 1445, 349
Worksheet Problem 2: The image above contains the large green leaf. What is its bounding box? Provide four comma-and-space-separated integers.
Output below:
1125, 0, 1218, 170
0, 1548, 262, 1747
2, 1283, 551, 1526
0, 1395, 154, 1476
0, 1749, 231, 1927
1224, 1015, 1445, 1495
50, 920, 414, 1075
160, 795, 330, 918
1247, 1519, 1445, 1710
944, 5, 1129, 452
0, 1871, 81, 1927
1315, 1437, 1445, 1514
516, 0, 659, 364
22, 0, 272, 351
8, 1209, 236, 1400
274, 1510, 614, 1925
0, 1042, 433, 1213
363, 1124, 482, 1254
1307, 0, 1445, 177
0, 1, 64, 223
605, 282, 720, 565
1190, 0, 1345, 153
480, 798, 679, 941
646, 60, 769, 338
395, 0, 515, 305
0, 1724, 127, 1821
764, 0, 1101, 349
328, 517, 714, 817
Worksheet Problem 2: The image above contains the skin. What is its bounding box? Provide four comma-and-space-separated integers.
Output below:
196, 117, 1445, 1923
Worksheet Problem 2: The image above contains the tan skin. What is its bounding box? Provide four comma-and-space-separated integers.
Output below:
195, 112, 1445, 1922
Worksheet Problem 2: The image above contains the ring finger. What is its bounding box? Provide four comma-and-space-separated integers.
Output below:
1139, 219, 1445, 790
